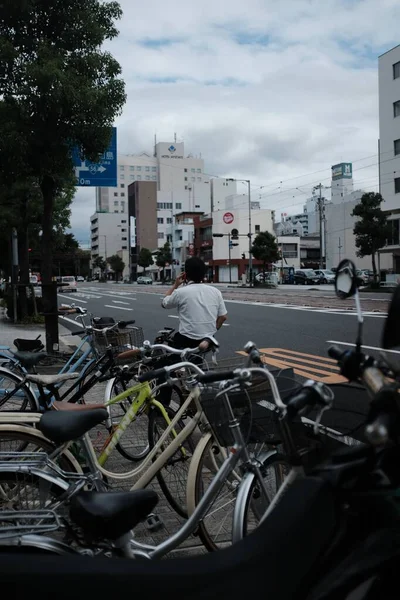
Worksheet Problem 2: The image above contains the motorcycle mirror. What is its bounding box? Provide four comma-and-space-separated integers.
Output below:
334, 259, 357, 299
382, 284, 400, 349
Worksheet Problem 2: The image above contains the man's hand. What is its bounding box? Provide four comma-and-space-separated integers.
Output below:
174, 272, 186, 287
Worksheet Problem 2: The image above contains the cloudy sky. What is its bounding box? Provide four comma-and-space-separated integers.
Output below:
70, 0, 400, 244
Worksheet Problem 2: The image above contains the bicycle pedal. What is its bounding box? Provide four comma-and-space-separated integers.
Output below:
145, 513, 164, 532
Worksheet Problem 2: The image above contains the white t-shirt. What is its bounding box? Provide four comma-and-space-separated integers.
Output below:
161, 283, 228, 340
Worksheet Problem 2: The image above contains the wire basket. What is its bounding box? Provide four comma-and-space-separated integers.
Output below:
200, 369, 301, 447
92, 327, 144, 356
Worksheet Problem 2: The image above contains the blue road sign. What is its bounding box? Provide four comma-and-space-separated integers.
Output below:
72, 127, 117, 187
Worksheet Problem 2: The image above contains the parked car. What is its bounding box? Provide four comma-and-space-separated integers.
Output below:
356, 270, 370, 285
76, 276, 85, 282
315, 269, 335, 284
136, 276, 153, 285
29, 275, 39, 286
294, 269, 320, 285
57, 275, 77, 293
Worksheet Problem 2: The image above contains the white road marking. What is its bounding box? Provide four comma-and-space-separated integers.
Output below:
112, 301, 130, 305
104, 305, 132, 311
168, 315, 179, 319
327, 340, 400, 355
223, 299, 386, 317
58, 294, 87, 303
59, 316, 84, 327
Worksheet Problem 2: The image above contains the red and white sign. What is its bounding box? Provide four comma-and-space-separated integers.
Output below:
223, 212, 234, 224
188, 243, 195, 256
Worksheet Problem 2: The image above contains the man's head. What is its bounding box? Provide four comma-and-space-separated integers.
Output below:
185, 257, 206, 283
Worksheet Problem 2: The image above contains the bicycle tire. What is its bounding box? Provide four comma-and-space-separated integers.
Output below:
148, 404, 194, 518
0, 367, 38, 411
106, 375, 152, 462
237, 453, 290, 540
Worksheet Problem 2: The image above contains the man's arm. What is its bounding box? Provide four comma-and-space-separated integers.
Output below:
216, 293, 228, 330
161, 273, 185, 308
216, 314, 227, 330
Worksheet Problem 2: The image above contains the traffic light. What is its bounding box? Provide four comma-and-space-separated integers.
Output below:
242, 253, 245, 260
212, 233, 224, 238
231, 228, 239, 240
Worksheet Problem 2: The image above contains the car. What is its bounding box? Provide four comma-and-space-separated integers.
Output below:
29, 275, 39, 286
356, 270, 370, 285
315, 269, 335, 284
57, 275, 77, 293
294, 269, 321, 285
76, 276, 85, 282
136, 276, 153, 285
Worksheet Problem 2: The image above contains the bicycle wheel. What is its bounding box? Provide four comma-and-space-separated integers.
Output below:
238, 453, 290, 540
107, 375, 152, 462
0, 367, 38, 411
148, 404, 195, 518
189, 438, 289, 552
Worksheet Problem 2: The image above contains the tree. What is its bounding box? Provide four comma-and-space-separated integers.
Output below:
351, 193, 390, 282
251, 231, 280, 275
93, 255, 106, 279
107, 255, 125, 281
155, 242, 173, 280
0, 0, 126, 348
138, 248, 153, 274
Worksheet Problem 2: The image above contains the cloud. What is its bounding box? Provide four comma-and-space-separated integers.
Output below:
70, 0, 399, 236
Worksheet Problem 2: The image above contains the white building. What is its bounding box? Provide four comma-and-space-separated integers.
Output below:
90, 212, 131, 278
210, 179, 238, 211
379, 45, 400, 272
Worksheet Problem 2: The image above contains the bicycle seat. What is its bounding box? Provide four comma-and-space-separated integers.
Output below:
53, 401, 106, 412
70, 490, 159, 540
116, 348, 141, 362
12, 351, 48, 369
25, 372, 79, 387
38, 408, 108, 444
201, 336, 219, 349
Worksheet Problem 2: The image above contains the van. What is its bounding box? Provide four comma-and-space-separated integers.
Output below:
58, 276, 77, 293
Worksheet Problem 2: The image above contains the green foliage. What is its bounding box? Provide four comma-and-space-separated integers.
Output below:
351, 193, 390, 279
93, 256, 106, 272
155, 243, 173, 268
138, 248, 153, 273
251, 231, 280, 270
107, 254, 125, 280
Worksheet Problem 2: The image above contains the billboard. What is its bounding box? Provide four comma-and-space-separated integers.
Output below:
331, 162, 352, 180
72, 127, 117, 187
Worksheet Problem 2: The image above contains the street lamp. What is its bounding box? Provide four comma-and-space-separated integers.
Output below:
226, 178, 252, 285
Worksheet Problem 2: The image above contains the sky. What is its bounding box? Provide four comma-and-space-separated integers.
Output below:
70, 0, 400, 244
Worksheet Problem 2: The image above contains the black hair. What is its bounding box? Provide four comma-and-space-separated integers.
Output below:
185, 257, 206, 283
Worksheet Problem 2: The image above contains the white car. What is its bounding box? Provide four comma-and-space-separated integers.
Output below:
315, 269, 335, 284
58, 276, 77, 293
76, 276, 85, 282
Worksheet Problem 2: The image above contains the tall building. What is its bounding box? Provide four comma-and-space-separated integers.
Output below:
379, 44, 400, 272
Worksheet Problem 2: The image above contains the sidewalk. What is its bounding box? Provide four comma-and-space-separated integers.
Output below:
0, 310, 77, 352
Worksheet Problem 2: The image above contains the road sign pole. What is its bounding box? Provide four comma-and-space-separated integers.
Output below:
228, 234, 232, 283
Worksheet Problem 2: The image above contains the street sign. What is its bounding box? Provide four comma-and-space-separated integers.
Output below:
223, 212, 234, 224
72, 127, 117, 187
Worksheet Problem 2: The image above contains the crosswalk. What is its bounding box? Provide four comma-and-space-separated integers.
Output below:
225, 299, 386, 318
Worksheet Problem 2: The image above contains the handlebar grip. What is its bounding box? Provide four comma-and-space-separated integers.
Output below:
286, 386, 321, 419
249, 349, 262, 365
137, 368, 167, 383
118, 319, 136, 328
197, 370, 236, 383
71, 330, 85, 336
328, 345, 345, 361
365, 412, 392, 446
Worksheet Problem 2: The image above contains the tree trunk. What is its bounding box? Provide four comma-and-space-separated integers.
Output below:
371, 251, 377, 283
18, 223, 30, 320
40, 176, 58, 352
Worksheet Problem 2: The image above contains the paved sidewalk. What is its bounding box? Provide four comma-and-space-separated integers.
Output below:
0, 309, 77, 352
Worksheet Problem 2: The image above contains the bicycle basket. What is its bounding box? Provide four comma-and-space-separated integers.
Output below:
200, 368, 300, 447
93, 326, 144, 356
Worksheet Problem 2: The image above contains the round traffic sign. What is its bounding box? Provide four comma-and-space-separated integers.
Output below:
223, 212, 234, 224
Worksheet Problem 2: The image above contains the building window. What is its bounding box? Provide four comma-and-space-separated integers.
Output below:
119, 165, 125, 170
184, 177, 188, 181
167, 217, 172, 224
145, 175, 150, 180
114, 210, 118, 213
114, 192, 118, 197
394, 101, 400, 118
158, 232, 164, 240
152, 166, 157, 172
387, 219, 400, 245
121, 220, 127, 223
191, 168, 195, 173
120, 183, 125, 188
122, 246, 127, 250
152, 175, 156, 180
395, 139, 400, 156
184, 168, 187, 173
122, 237, 127, 241
394, 61, 400, 79
114, 200, 119, 206
121, 228, 127, 232
157, 218, 164, 224
175, 203, 182, 209
255, 225, 260, 233
130, 166, 134, 171
137, 175, 141, 181
197, 177, 201, 182
197, 168, 201, 173
157, 202, 173, 209
121, 193, 125, 197
130, 175, 135, 180
121, 202, 125, 212
395, 177, 400, 194
137, 166, 141, 171
195, 204, 200, 208
145, 166, 150, 171
185, 185, 188, 190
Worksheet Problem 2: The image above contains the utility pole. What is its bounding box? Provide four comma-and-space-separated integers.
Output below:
247, 180, 253, 286
11, 228, 19, 324
228, 233, 232, 283
314, 184, 324, 269
338, 237, 343, 263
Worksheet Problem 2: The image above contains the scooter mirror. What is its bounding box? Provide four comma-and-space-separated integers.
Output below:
335, 259, 357, 300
